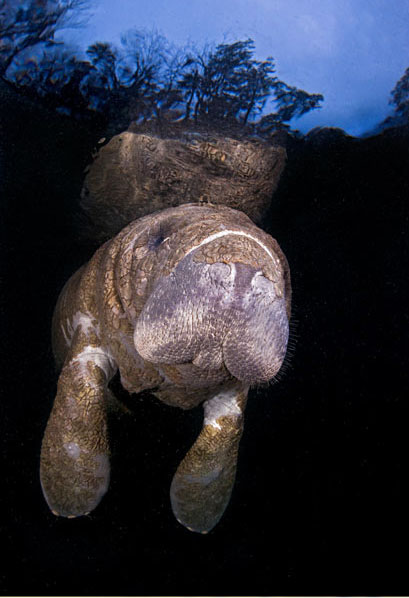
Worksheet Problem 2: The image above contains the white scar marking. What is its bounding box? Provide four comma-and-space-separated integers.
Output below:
62, 311, 100, 346
185, 230, 280, 268
64, 441, 81, 459
203, 388, 242, 431
72, 346, 116, 379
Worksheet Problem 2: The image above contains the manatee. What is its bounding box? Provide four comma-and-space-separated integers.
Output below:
80, 128, 287, 241
40, 202, 291, 533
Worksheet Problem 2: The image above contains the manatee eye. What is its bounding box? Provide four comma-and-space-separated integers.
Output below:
151, 234, 164, 249
148, 224, 169, 250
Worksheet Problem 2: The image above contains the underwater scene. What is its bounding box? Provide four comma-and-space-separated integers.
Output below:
1, 1, 408, 595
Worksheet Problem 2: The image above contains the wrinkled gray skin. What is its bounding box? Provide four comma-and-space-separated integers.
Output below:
134, 257, 289, 385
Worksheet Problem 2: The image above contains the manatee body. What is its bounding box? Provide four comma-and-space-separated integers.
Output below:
40, 202, 291, 533
81, 129, 287, 241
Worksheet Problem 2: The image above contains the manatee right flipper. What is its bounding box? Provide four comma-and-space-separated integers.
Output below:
40, 338, 116, 518
170, 385, 248, 534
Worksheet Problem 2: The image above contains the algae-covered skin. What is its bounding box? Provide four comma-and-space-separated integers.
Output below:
80, 130, 287, 241
40, 202, 291, 533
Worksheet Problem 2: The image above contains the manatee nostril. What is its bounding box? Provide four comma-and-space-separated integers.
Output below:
209, 262, 231, 278
232, 262, 260, 289
208, 262, 234, 292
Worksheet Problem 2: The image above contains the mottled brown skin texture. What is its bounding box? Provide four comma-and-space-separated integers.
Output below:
40, 203, 291, 533
81, 130, 286, 241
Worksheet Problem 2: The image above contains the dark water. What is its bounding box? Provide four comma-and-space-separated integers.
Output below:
1, 84, 408, 595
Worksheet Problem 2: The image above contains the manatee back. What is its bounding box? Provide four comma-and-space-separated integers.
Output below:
80, 126, 286, 241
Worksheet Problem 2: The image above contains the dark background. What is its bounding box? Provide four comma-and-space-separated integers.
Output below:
1, 81, 408, 596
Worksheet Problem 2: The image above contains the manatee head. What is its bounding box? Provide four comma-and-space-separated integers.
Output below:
133, 229, 290, 387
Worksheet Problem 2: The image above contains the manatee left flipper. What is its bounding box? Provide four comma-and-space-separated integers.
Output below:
40, 343, 116, 518
170, 385, 248, 534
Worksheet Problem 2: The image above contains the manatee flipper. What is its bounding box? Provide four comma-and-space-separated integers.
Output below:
170, 385, 248, 533
40, 342, 116, 518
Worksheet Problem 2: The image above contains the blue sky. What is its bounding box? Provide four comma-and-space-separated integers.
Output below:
60, 0, 409, 136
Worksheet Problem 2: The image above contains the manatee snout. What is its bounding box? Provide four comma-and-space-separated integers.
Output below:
133, 254, 289, 386
214, 261, 289, 384
221, 284, 289, 384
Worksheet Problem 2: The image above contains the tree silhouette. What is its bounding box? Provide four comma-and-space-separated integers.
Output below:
9, 45, 96, 118
177, 39, 324, 132
386, 66, 409, 126
179, 39, 278, 124
86, 42, 119, 90
151, 45, 187, 120
81, 42, 120, 113
81, 31, 183, 126
274, 81, 324, 121
0, 0, 89, 77
4, 25, 325, 135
